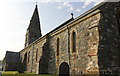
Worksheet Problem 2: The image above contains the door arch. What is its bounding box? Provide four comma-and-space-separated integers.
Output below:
59, 62, 69, 76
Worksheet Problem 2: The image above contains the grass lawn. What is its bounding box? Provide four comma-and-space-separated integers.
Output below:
2, 71, 57, 76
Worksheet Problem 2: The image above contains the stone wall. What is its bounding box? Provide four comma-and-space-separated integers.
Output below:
20, 36, 47, 73
47, 2, 120, 75
20, 44, 32, 72
47, 10, 100, 74
32, 36, 48, 74
69, 12, 100, 74
98, 2, 120, 74
48, 29, 69, 74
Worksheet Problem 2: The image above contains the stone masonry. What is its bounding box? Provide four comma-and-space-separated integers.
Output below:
19, 2, 120, 75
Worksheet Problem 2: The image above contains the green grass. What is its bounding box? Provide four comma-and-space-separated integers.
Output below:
2, 71, 18, 74
2, 71, 57, 76
2, 71, 35, 74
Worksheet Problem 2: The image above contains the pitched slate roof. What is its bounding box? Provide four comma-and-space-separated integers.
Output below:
48, 17, 74, 34
45, 2, 106, 35
4, 51, 20, 63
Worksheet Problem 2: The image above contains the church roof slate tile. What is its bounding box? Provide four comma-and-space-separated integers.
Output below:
4, 51, 20, 63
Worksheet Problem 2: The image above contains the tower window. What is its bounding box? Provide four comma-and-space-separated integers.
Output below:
34, 35, 37, 38
71, 31, 76, 53
57, 38, 60, 56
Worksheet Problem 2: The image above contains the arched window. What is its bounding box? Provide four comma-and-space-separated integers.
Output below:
28, 51, 30, 63
36, 49, 38, 62
57, 38, 59, 56
72, 31, 76, 53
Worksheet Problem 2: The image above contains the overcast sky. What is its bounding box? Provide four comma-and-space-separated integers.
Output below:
0, 0, 106, 60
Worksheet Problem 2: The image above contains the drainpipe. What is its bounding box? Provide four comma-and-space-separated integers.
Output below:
67, 20, 71, 75
68, 13, 74, 75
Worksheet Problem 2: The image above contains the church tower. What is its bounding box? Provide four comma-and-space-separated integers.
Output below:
25, 5, 42, 47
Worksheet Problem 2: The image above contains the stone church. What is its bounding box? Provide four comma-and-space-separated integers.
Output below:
3, 2, 120, 75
